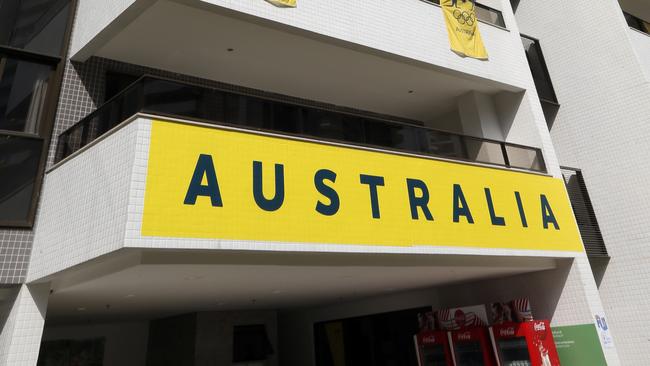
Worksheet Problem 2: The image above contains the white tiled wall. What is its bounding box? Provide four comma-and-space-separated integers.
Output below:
28, 121, 140, 281
515, 0, 650, 364
69, 0, 143, 57
0, 284, 49, 366
628, 28, 650, 81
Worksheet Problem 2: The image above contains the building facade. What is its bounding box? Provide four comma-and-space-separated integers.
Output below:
515, 0, 650, 365
0, 0, 644, 365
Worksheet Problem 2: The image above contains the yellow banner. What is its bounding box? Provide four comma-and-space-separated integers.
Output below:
142, 120, 583, 252
265, 0, 296, 8
441, 0, 488, 60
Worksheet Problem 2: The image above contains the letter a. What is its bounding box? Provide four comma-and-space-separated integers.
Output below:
453, 184, 474, 224
184, 154, 223, 207
541, 194, 560, 230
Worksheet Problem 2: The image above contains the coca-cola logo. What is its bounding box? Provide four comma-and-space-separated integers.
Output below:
534, 322, 546, 332
500, 328, 515, 336
423, 335, 436, 343
457, 332, 472, 341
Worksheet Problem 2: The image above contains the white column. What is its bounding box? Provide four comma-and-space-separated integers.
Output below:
457, 91, 504, 140
0, 283, 49, 366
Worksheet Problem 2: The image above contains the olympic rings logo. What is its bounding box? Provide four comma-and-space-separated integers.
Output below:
453, 9, 476, 26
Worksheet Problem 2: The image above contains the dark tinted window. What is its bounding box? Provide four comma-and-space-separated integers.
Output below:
0, 134, 41, 222
0, 56, 52, 133
0, 0, 71, 227
0, 0, 71, 56
303, 109, 364, 142
105, 72, 140, 101
365, 119, 423, 152
624, 12, 650, 34
232, 324, 273, 362
272, 102, 302, 133
521, 35, 558, 104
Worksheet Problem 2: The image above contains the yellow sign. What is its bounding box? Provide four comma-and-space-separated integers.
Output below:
142, 120, 583, 252
265, 0, 296, 8
441, 0, 488, 60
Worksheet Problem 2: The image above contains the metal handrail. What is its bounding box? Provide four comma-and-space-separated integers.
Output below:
55, 76, 546, 173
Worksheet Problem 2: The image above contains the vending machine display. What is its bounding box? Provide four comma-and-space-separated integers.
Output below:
490, 320, 561, 366
448, 327, 497, 366
414, 331, 454, 366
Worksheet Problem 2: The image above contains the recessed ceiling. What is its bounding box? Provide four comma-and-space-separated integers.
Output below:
46, 249, 557, 323
619, 0, 650, 22
93, 0, 513, 125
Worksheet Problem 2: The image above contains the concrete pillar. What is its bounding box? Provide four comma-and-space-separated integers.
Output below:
0, 283, 49, 366
457, 91, 504, 140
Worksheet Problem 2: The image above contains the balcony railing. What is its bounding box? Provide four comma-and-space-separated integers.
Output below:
561, 167, 608, 258
55, 76, 546, 172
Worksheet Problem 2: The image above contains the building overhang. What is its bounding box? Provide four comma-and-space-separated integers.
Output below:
43, 248, 562, 323
30, 115, 585, 286
69, 0, 527, 124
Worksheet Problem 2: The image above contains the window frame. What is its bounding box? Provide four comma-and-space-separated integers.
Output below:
0, 0, 77, 228
520, 34, 559, 106
422, 0, 507, 28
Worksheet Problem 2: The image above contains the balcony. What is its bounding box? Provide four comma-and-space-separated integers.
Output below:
561, 167, 609, 285
55, 76, 545, 172
66, 0, 536, 127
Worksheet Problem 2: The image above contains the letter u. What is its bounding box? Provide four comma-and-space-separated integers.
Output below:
253, 161, 285, 211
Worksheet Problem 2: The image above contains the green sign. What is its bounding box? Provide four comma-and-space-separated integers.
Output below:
552, 324, 607, 366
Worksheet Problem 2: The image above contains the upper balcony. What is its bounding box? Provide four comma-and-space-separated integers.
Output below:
65, 0, 537, 129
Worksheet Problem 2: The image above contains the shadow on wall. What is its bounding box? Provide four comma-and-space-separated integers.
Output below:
494, 90, 524, 138
588, 257, 610, 288
542, 101, 560, 130
510, 0, 521, 13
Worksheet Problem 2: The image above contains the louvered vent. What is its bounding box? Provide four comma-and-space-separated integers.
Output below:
561, 167, 609, 257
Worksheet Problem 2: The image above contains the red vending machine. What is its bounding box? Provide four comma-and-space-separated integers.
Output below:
414, 331, 454, 366
490, 320, 560, 366
448, 328, 497, 366
436, 305, 497, 366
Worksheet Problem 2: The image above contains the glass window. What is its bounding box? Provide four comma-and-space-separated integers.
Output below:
364, 120, 422, 152
505, 144, 544, 171
0, 134, 42, 222
0, 56, 52, 134
272, 103, 302, 133
423, 130, 466, 159
425, 0, 505, 27
497, 338, 532, 366
303, 110, 366, 142
464, 137, 506, 165
624, 12, 650, 34
105, 71, 140, 101
232, 324, 273, 363
0, 0, 71, 56
475, 3, 505, 27
521, 36, 558, 104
